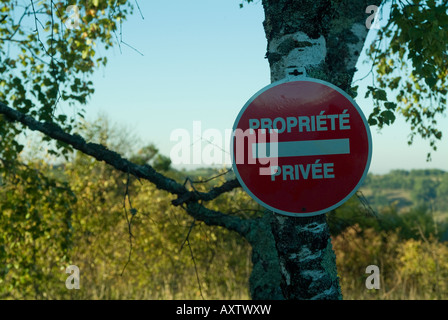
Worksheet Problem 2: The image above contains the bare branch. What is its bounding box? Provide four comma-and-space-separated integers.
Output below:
172, 178, 240, 206
0, 101, 186, 195
185, 202, 252, 237
0, 101, 251, 237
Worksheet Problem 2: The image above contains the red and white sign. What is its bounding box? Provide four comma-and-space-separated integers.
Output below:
231, 78, 372, 217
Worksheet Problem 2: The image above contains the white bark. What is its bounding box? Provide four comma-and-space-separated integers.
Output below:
267, 31, 327, 82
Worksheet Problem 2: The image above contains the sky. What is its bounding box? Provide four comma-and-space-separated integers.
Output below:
80, 0, 448, 174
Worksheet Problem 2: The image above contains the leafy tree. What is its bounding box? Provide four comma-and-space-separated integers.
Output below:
0, 0, 133, 161
411, 178, 439, 208
333, 223, 448, 299
1, 119, 257, 299
0, 158, 76, 298
366, 0, 448, 159
1, 0, 448, 299
436, 173, 448, 211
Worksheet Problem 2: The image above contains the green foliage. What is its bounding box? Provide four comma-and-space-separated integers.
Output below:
2, 0, 448, 300
239, 0, 254, 9
333, 224, 448, 299
330, 194, 445, 241
366, 0, 448, 156
0, 0, 138, 295
0, 0, 133, 161
152, 154, 172, 172
0, 158, 76, 298
365, 86, 397, 126
437, 176, 448, 207
411, 177, 438, 205
362, 169, 448, 212
129, 145, 159, 166
0, 120, 254, 299
331, 186, 448, 299
329, 168, 448, 299
1, 119, 447, 299
62, 156, 252, 299
129, 144, 172, 171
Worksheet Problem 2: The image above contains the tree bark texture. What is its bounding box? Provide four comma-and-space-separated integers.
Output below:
263, 0, 382, 89
271, 213, 340, 299
246, 0, 384, 299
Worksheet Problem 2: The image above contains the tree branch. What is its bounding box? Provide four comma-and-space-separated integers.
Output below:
0, 101, 186, 195
0, 101, 248, 236
172, 178, 241, 206
185, 202, 252, 237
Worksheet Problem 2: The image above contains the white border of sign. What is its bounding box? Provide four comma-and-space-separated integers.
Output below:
231, 77, 373, 217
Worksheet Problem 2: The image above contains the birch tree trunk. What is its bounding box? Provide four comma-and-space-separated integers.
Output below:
246, 0, 383, 300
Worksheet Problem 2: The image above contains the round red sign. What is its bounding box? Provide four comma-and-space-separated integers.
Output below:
231, 78, 372, 217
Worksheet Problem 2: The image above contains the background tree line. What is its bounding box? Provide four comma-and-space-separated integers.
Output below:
1, 118, 447, 299
363, 169, 448, 213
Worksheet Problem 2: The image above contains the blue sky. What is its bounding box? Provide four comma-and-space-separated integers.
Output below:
82, 0, 448, 174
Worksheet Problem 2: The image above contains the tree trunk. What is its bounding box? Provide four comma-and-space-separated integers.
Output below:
246, 213, 284, 300
271, 213, 340, 299
244, 0, 383, 300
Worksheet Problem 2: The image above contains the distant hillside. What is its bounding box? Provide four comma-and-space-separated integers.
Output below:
360, 169, 448, 215
176, 167, 448, 217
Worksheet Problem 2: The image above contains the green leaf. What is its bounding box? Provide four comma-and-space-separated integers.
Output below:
368, 117, 378, 126
373, 89, 388, 101
384, 102, 397, 110
380, 110, 396, 125
425, 77, 437, 88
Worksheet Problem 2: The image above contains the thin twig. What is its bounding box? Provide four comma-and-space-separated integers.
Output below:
180, 219, 196, 252
190, 169, 232, 184
179, 219, 204, 300
29, 0, 49, 56
187, 240, 204, 300
356, 190, 378, 218
121, 41, 144, 56
134, 0, 145, 20
121, 172, 136, 276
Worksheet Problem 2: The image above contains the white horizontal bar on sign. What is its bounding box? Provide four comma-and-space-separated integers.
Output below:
252, 138, 350, 159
